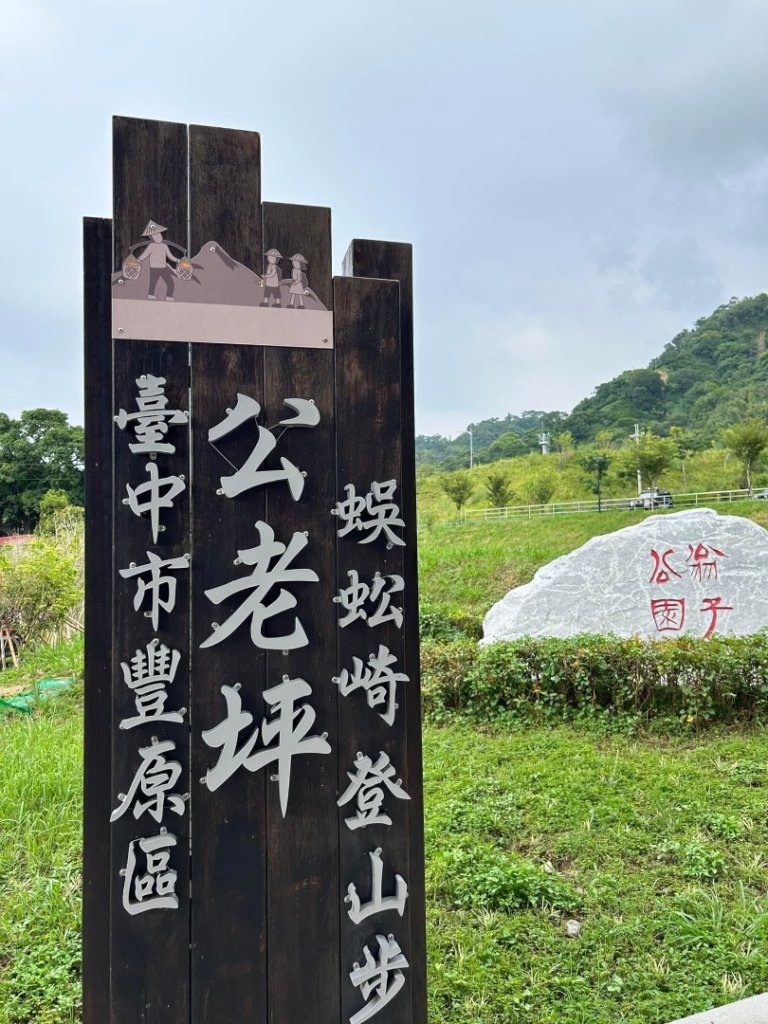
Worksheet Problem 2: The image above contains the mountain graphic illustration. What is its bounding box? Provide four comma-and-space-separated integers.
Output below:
112, 241, 327, 311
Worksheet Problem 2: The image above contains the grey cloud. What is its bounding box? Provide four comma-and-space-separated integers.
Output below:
592, 2, 768, 175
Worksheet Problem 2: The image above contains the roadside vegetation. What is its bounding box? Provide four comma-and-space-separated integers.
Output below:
418, 499, 768, 622
0, 641, 83, 1024
417, 294, 768, 474
418, 448, 768, 524
4, 635, 768, 1023
3, 498, 768, 1021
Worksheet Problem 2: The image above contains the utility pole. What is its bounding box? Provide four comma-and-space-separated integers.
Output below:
631, 423, 643, 495
458, 427, 474, 468
538, 431, 551, 455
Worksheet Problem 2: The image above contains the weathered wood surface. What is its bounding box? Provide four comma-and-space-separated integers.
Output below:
110, 116, 191, 1024
113, 117, 187, 269
342, 240, 426, 1024
263, 201, 333, 310
333, 275, 415, 1024
262, 201, 340, 1024
188, 124, 268, 1024
189, 123, 262, 271
82, 215, 114, 1024
85, 115, 424, 1024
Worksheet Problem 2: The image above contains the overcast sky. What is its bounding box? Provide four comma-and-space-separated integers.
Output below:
2, 0, 768, 437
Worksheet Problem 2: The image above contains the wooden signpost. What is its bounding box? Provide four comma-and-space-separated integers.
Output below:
83, 116, 425, 1024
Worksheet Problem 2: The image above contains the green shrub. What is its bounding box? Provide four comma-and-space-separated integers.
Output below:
701, 813, 746, 842
420, 638, 477, 718
1, 934, 81, 1024
431, 841, 577, 913
419, 606, 464, 642
656, 839, 725, 880
0, 539, 81, 647
419, 603, 483, 641
420, 632, 768, 730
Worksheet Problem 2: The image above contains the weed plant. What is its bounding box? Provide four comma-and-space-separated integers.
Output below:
0, 644, 83, 1022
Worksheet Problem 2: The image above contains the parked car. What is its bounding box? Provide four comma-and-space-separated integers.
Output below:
628, 489, 674, 510
754, 488, 768, 500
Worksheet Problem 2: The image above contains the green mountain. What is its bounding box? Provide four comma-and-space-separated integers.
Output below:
417, 294, 768, 467
416, 411, 567, 471
567, 294, 768, 442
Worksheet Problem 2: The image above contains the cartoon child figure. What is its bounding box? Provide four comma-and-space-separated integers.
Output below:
136, 220, 180, 301
261, 248, 283, 306
288, 254, 309, 309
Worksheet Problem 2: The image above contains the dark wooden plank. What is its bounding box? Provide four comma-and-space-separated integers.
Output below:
111, 340, 191, 1024
262, 202, 333, 310
113, 116, 188, 271
342, 240, 425, 1024
189, 124, 262, 272
111, 116, 191, 1024
261, 203, 339, 1024
188, 125, 268, 1024
82, 215, 114, 1024
333, 276, 413, 1024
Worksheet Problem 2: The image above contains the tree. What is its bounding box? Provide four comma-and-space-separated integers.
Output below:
0, 537, 81, 646
522, 472, 556, 506
553, 431, 575, 459
440, 471, 474, 515
619, 431, 676, 494
0, 409, 84, 530
595, 430, 615, 449
668, 426, 693, 486
579, 453, 611, 512
722, 420, 768, 494
487, 432, 527, 461
484, 471, 514, 509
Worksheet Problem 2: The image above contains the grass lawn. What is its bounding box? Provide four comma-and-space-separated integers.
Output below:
3, 675, 768, 1022
419, 500, 768, 621
3, 505, 768, 1022
0, 652, 83, 1024
425, 721, 768, 1023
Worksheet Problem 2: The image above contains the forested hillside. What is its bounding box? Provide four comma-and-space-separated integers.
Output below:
568, 294, 768, 441
416, 411, 567, 470
418, 294, 768, 467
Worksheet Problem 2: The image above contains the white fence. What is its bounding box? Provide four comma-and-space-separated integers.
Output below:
460, 489, 755, 523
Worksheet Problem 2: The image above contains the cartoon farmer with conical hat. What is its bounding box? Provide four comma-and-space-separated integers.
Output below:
288, 254, 309, 309
261, 248, 283, 307
136, 220, 181, 301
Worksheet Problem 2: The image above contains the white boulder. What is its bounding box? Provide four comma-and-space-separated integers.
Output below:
481, 508, 768, 644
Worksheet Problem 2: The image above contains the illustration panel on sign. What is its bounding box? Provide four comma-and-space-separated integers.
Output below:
112, 218, 333, 348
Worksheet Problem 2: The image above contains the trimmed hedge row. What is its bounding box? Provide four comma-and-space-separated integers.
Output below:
420, 632, 768, 728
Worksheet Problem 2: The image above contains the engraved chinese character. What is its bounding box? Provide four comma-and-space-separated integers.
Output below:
687, 543, 726, 582
345, 848, 408, 925
349, 933, 409, 1024
200, 522, 318, 650
700, 596, 734, 638
209, 394, 320, 500
201, 676, 330, 817
120, 829, 179, 915
334, 644, 409, 726
650, 597, 686, 633
124, 462, 186, 543
110, 737, 187, 823
332, 480, 406, 548
337, 751, 410, 830
334, 570, 404, 629
649, 548, 682, 584
119, 639, 185, 731
115, 374, 188, 455
119, 551, 190, 630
